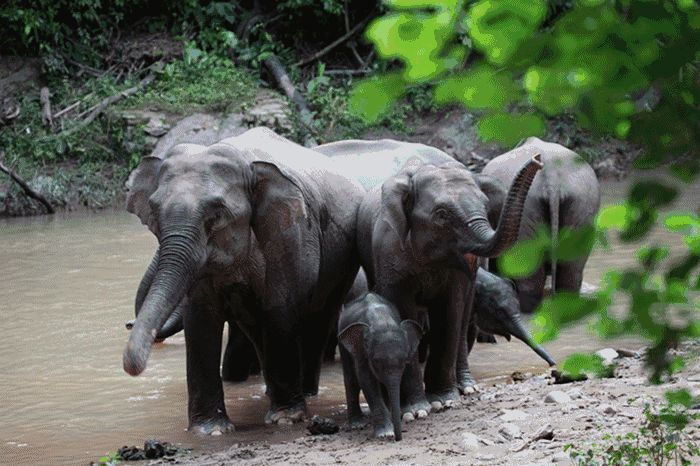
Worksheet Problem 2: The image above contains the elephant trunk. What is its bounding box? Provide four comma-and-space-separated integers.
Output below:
123, 226, 203, 376
509, 317, 556, 367
155, 302, 185, 340
387, 379, 403, 441
135, 248, 160, 316
470, 154, 543, 257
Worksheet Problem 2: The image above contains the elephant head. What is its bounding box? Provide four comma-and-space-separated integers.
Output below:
338, 296, 424, 440
473, 268, 556, 366
123, 143, 315, 376
373, 155, 542, 278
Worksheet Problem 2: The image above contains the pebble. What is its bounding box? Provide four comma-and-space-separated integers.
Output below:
545, 391, 572, 404
566, 387, 584, 400
598, 404, 617, 415
477, 453, 497, 461
458, 432, 481, 451
596, 348, 619, 365
551, 451, 570, 463
498, 422, 522, 440
499, 409, 529, 422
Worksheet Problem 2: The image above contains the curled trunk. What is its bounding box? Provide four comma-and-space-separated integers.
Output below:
123, 228, 202, 376
470, 154, 543, 257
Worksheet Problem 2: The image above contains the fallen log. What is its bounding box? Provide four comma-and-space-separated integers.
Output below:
263, 54, 317, 147
0, 154, 55, 214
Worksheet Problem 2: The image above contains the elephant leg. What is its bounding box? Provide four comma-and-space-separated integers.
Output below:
354, 358, 393, 439
324, 333, 338, 362
456, 281, 479, 395
555, 259, 586, 293
221, 322, 259, 382
517, 267, 547, 314
262, 313, 306, 425
339, 346, 367, 430
184, 293, 233, 435
424, 281, 464, 409
301, 308, 337, 397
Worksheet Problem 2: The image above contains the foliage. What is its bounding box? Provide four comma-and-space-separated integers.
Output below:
565, 391, 700, 466
122, 43, 256, 115
354, 0, 700, 384
94, 450, 120, 466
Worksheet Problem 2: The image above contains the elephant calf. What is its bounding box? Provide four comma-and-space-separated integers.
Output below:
471, 268, 556, 367
338, 293, 425, 440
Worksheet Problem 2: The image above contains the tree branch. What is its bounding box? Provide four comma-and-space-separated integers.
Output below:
0, 154, 55, 214
294, 15, 373, 68
40, 87, 53, 128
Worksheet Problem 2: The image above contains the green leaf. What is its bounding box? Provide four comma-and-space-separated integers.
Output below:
665, 388, 693, 408
562, 353, 606, 379
532, 293, 599, 343
348, 73, 406, 123
556, 225, 596, 261
434, 65, 518, 110
467, 0, 547, 65
476, 112, 546, 146
664, 213, 698, 233
596, 203, 631, 230
498, 234, 548, 278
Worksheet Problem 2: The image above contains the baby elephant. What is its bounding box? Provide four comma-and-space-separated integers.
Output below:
473, 268, 556, 366
338, 293, 424, 440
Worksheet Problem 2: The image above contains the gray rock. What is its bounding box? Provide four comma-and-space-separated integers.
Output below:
551, 451, 569, 463
545, 391, 572, 404
499, 409, 529, 422
243, 92, 293, 136
595, 348, 619, 365
499, 422, 522, 440
458, 432, 481, 451
566, 387, 584, 400
598, 404, 617, 415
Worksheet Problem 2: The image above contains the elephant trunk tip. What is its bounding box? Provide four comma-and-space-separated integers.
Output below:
122, 326, 156, 376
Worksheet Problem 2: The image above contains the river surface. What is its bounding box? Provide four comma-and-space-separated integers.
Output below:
0, 174, 696, 465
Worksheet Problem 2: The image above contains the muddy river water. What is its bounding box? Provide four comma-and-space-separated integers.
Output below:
0, 175, 696, 465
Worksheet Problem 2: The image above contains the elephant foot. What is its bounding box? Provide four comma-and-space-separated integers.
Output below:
348, 414, 368, 430
426, 388, 460, 411
401, 398, 431, 422
265, 401, 307, 425
188, 415, 235, 436
457, 370, 480, 395
373, 422, 396, 441
303, 387, 319, 397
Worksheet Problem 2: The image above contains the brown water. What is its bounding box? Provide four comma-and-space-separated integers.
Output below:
0, 175, 696, 465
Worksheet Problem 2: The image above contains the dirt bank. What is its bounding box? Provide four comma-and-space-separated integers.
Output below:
149, 341, 700, 466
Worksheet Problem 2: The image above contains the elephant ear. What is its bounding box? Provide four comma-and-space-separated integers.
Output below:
125, 156, 162, 225
251, 161, 319, 309
475, 173, 506, 229
338, 322, 369, 359
372, 158, 422, 285
400, 319, 424, 357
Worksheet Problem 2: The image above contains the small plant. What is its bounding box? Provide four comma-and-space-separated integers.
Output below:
565, 391, 700, 466
94, 451, 120, 466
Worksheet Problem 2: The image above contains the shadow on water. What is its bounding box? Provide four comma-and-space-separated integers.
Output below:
0, 173, 696, 465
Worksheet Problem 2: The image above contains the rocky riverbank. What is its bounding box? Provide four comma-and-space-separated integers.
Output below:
148, 341, 700, 466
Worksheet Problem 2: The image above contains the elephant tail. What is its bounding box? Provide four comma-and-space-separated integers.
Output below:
548, 179, 560, 294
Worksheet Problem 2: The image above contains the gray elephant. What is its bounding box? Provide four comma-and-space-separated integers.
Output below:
338, 292, 425, 440
123, 127, 364, 434
350, 155, 541, 416
471, 267, 556, 366
481, 137, 600, 314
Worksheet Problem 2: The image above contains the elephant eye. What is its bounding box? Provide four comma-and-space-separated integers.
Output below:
433, 208, 449, 223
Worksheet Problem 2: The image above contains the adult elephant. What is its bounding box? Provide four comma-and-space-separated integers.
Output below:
123, 127, 364, 434
481, 137, 600, 314
316, 140, 542, 414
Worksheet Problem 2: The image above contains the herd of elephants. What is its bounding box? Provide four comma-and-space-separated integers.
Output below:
122, 127, 600, 440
